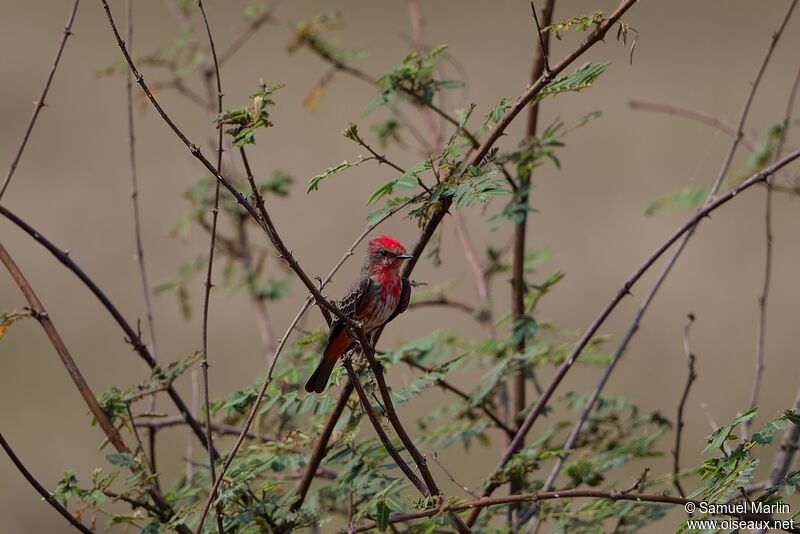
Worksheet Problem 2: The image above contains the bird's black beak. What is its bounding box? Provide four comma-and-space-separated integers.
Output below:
397, 253, 414, 259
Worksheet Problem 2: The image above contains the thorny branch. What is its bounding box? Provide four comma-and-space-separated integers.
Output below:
749, 62, 800, 440
342, 359, 427, 494
673, 314, 697, 498
195, 1, 226, 532
0, 0, 80, 201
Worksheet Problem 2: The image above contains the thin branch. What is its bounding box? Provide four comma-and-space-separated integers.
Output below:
673, 314, 698, 498
529, 1, 552, 76
137, 415, 273, 442
237, 219, 278, 363
290, 381, 354, 512
748, 63, 800, 439
0, 0, 80, 201
0, 431, 95, 534
401, 356, 513, 435
354, 335, 472, 533
762, 65, 800, 488
216, 6, 277, 68
187, 370, 198, 485
195, 1, 225, 531
337, 487, 799, 534
124, 0, 158, 367
343, 359, 427, 494
407, 296, 477, 316
628, 99, 797, 189
124, 0, 160, 485
451, 212, 496, 336
430, 452, 480, 499
0, 205, 216, 457
506, 3, 557, 526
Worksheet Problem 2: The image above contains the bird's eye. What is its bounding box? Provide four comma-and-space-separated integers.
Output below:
379, 250, 390, 257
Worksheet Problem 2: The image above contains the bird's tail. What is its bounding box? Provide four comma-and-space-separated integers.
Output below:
304, 331, 353, 393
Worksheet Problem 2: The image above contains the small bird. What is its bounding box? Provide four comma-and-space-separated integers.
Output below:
304, 235, 413, 393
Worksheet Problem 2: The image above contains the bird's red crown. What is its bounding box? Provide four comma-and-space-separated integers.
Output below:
368, 235, 406, 253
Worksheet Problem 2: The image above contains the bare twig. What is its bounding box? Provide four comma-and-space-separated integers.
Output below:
195, 1, 225, 531
407, 296, 476, 316
216, 5, 277, 68
0, 0, 80, 200
353, 334, 473, 533
343, 359, 427, 494
430, 451, 480, 499
451, 212, 496, 336
290, 381, 354, 512
187, 370, 198, 485
238, 218, 278, 363
628, 99, 797, 191
761, 65, 800, 489
673, 314, 697, 498
0, 431, 95, 534
0, 206, 216, 457
511, 2, 556, 517
123, 0, 161, 485
748, 63, 800, 438
401, 356, 513, 435
529, 1, 552, 76
124, 0, 158, 367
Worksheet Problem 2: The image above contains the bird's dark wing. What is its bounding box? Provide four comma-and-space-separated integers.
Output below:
385, 277, 411, 325
326, 275, 372, 343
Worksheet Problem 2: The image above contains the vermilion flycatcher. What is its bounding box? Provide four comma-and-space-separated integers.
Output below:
304, 235, 413, 393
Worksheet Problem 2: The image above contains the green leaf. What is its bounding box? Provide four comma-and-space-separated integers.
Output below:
645, 186, 709, 216
524, 247, 553, 271
366, 161, 430, 205
376, 500, 390, 532
307, 160, 350, 192
536, 62, 610, 101
106, 452, 138, 469
703, 407, 757, 453
785, 409, 800, 426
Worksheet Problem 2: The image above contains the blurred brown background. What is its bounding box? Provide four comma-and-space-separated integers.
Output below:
2, 0, 800, 532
